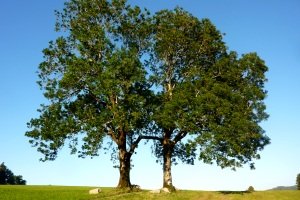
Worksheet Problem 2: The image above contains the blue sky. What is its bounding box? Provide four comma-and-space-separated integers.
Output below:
0, 0, 299, 191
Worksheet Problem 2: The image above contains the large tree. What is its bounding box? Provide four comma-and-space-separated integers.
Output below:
150, 8, 270, 191
25, 0, 154, 188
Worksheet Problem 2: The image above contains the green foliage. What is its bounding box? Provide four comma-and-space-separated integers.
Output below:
297, 173, 300, 190
14, 175, 27, 185
0, 163, 26, 185
247, 186, 255, 192
26, 0, 154, 162
150, 7, 228, 167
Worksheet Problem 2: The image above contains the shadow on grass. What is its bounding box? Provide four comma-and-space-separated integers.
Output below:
218, 191, 250, 195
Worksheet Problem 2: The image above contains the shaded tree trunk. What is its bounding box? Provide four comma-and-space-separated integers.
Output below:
162, 132, 176, 192
117, 147, 132, 188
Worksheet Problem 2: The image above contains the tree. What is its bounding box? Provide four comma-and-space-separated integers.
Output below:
5, 168, 15, 185
0, 162, 7, 184
0, 163, 26, 185
0, 162, 14, 185
25, 0, 155, 188
247, 186, 255, 193
297, 174, 300, 190
149, 8, 270, 191
14, 175, 27, 185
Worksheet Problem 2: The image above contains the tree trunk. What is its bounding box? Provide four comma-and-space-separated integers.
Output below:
117, 147, 132, 188
162, 140, 176, 192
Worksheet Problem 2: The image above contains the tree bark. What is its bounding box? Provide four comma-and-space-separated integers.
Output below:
116, 126, 132, 188
117, 147, 132, 188
162, 137, 176, 192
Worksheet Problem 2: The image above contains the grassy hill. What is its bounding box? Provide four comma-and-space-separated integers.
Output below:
0, 185, 300, 200
268, 185, 297, 190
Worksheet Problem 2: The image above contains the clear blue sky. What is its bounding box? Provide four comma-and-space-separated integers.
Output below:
0, 0, 299, 191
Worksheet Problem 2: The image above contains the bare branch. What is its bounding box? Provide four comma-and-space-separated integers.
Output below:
107, 128, 118, 144
129, 135, 163, 154
173, 130, 187, 145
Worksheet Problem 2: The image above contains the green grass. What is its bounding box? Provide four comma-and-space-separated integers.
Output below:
0, 185, 94, 200
0, 185, 299, 200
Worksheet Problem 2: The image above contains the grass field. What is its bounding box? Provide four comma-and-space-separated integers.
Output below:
0, 185, 299, 200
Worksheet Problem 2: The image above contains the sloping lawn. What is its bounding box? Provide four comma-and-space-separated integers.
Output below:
0, 185, 299, 200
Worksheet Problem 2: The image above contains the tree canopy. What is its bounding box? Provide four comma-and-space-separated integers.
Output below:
26, 0, 270, 191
